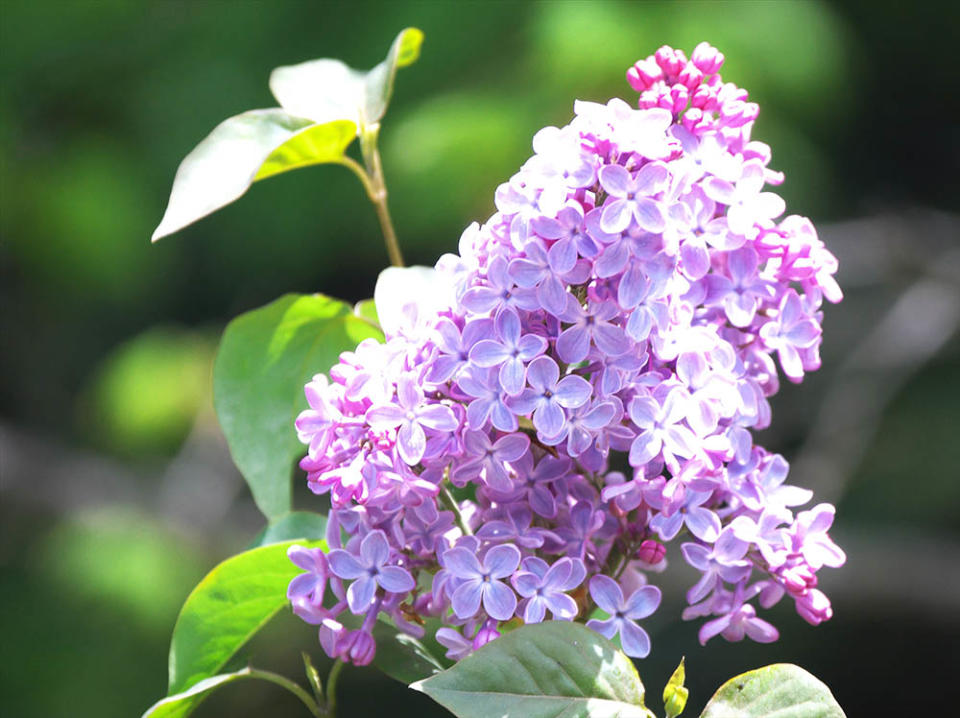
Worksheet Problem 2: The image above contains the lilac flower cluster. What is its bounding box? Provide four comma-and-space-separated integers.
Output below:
287, 43, 845, 664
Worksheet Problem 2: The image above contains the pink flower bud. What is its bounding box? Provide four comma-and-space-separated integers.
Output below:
655, 45, 687, 78
678, 63, 704, 92
691, 84, 717, 111
796, 588, 833, 626
636, 539, 666, 565
681, 107, 703, 132
691, 41, 725, 74
627, 58, 662, 92
339, 629, 376, 666
472, 619, 501, 649
670, 84, 690, 114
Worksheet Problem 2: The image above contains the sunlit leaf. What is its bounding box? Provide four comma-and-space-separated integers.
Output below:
353, 298, 381, 331
412, 621, 655, 718
152, 29, 423, 241
213, 293, 382, 519
254, 119, 357, 181
663, 657, 688, 718
248, 511, 328, 549
369, 617, 450, 684
166, 541, 324, 699
270, 28, 423, 128
152, 110, 311, 241
700, 664, 846, 718
143, 668, 260, 718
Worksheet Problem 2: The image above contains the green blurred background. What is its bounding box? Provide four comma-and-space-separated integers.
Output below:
1, 1, 958, 716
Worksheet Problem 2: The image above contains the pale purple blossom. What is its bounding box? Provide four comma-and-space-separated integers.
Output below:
468, 309, 547, 395
507, 356, 592, 438
290, 41, 845, 666
444, 544, 521, 620
512, 556, 586, 623
365, 376, 458, 465
327, 530, 415, 614
586, 575, 661, 658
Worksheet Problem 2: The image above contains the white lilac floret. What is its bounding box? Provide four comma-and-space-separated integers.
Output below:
288, 43, 845, 665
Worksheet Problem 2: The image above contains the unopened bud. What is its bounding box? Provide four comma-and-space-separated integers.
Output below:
663, 657, 689, 718
691, 41, 725, 74
637, 539, 666, 565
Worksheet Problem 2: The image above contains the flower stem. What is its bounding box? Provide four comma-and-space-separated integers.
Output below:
360, 124, 404, 267
324, 659, 345, 718
246, 667, 323, 718
440, 482, 473, 536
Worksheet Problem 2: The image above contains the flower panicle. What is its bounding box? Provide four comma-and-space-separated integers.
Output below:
287, 43, 844, 666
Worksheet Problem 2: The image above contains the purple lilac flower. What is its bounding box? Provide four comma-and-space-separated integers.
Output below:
327, 530, 415, 613
428, 318, 493, 383
598, 162, 669, 235
290, 42, 846, 666
458, 366, 517, 432
444, 544, 521, 620
703, 246, 774, 328
557, 299, 632, 364
512, 556, 586, 623
681, 527, 752, 604
531, 204, 603, 273
628, 390, 699, 467
453, 430, 529, 492
286, 545, 329, 604
435, 627, 473, 661
759, 289, 821, 382
365, 376, 458, 465
649, 488, 722, 542
468, 309, 547, 395
476, 506, 556, 549
586, 575, 661, 658
507, 356, 592, 438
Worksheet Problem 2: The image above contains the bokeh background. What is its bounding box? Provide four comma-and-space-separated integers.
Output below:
2, 1, 958, 716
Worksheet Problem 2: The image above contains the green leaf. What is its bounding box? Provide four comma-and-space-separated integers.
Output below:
254, 119, 357, 181
248, 511, 328, 548
269, 27, 423, 129
700, 664, 846, 718
143, 668, 265, 718
213, 293, 382, 519
411, 621, 656, 718
663, 657, 688, 718
301, 652, 324, 705
353, 298, 381, 331
166, 540, 324, 697
369, 617, 451, 684
152, 110, 359, 241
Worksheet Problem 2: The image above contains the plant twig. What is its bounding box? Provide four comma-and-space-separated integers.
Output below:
246, 667, 323, 718
360, 124, 404, 267
324, 659, 345, 718
440, 483, 473, 536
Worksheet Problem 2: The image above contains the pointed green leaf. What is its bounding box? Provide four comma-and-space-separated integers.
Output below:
363, 28, 425, 124
153, 110, 303, 241
254, 119, 357, 181
270, 28, 423, 129
353, 298, 381, 330
369, 617, 451, 684
248, 511, 328, 549
301, 652, 324, 705
411, 621, 656, 718
664, 657, 688, 718
166, 541, 324, 699
700, 664, 845, 718
152, 110, 359, 241
213, 293, 382, 519
143, 668, 263, 718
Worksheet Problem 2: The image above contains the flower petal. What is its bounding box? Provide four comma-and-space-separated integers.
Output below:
483, 580, 518, 620
588, 575, 623, 614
